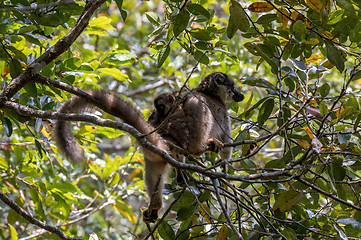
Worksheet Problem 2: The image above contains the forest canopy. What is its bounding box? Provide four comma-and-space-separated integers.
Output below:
1, 0, 361, 239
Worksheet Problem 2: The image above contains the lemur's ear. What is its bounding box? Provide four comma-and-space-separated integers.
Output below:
214, 72, 227, 85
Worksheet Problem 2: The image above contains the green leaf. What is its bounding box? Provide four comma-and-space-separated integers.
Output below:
292, 20, 307, 40
257, 98, 274, 126
242, 77, 278, 93
187, 4, 210, 19
114, 0, 127, 21
193, 50, 209, 65
104, 50, 137, 66
173, 9, 190, 37
338, 133, 351, 146
194, 41, 209, 50
97, 68, 129, 81
109, 172, 121, 187
350, 22, 361, 43
227, 0, 249, 39
177, 205, 196, 221
31, 12, 67, 27
328, 9, 344, 25
354, 113, 361, 131
119, 9, 127, 21
24, 81, 38, 99
97, 126, 124, 138
51, 182, 77, 193
256, 14, 277, 24
9, 59, 22, 78
280, 228, 298, 240
60, 57, 82, 71
190, 28, 215, 41
35, 140, 43, 159
157, 45, 170, 68
2, 117, 13, 137
290, 58, 307, 71
350, 69, 361, 81
273, 190, 303, 213
175, 229, 190, 240
103, 155, 124, 179
319, 83, 330, 97
158, 221, 175, 240
145, 12, 160, 26
284, 77, 295, 92
198, 190, 211, 203
242, 96, 272, 119
325, 42, 344, 72
21, 161, 43, 178
319, 103, 328, 117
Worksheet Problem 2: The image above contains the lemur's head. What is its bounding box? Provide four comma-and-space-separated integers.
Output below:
197, 72, 244, 103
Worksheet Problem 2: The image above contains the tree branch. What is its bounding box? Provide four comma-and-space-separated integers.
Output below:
0, 190, 84, 240
2, 100, 292, 183
0, 0, 106, 102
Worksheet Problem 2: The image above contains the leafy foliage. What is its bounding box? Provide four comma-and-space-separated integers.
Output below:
1, 0, 361, 239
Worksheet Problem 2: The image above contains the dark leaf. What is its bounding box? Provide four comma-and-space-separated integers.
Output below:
187, 4, 210, 19
9, 59, 22, 78
157, 45, 170, 68
227, 0, 250, 39
173, 10, 190, 37
193, 50, 209, 65
158, 221, 175, 240
190, 28, 215, 41
257, 98, 275, 126
319, 83, 330, 97
326, 42, 345, 72
290, 58, 307, 71
2, 117, 13, 137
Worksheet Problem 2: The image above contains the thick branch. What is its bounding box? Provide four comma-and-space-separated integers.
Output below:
0, 0, 106, 101
0, 190, 84, 240
2, 100, 292, 182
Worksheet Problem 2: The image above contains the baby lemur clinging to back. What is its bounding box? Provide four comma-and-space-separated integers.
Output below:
54, 72, 244, 223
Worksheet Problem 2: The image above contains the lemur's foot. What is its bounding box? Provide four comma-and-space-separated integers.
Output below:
176, 169, 188, 187
207, 138, 224, 153
143, 208, 158, 223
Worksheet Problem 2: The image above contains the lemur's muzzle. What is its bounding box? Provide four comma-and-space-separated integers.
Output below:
232, 90, 244, 102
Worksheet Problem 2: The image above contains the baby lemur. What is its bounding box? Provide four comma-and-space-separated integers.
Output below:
54, 72, 244, 223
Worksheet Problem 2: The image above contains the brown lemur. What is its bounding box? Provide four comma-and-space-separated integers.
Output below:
54, 72, 244, 223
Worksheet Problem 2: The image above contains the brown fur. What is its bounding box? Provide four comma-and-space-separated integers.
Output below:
54, 72, 244, 223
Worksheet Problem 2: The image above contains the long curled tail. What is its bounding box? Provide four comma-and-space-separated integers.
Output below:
54, 91, 168, 163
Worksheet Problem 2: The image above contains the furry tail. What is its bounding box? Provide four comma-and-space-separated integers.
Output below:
54, 91, 168, 163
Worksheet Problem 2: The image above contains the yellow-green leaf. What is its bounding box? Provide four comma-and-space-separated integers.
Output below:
8, 224, 18, 240
103, 155, 125, 179
114, 200, 136, 224
89, 16, 114, 30
97, 68, 129, 81
305, 0, 323, 12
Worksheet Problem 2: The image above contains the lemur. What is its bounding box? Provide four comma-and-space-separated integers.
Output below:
54, 72, 244, 223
